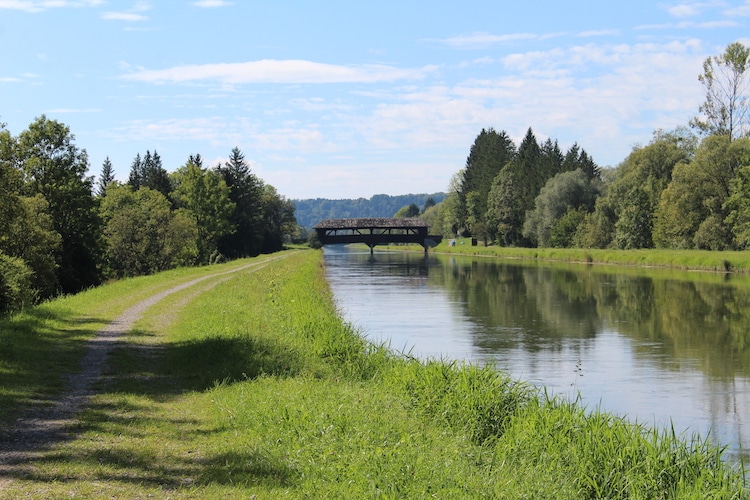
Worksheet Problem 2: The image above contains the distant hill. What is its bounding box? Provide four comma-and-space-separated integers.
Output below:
293, 193, 446, 229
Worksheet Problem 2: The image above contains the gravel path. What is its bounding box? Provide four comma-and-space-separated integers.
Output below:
0, 255, 289, 478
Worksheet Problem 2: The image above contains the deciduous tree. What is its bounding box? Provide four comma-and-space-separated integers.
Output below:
101, 184, 197, 277
691, 41, 750, 141
16, 116, 102, 293
171, 159, 235, 263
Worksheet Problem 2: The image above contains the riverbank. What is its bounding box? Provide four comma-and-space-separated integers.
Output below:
386, 239, 750, 273
0, 250, 746, 498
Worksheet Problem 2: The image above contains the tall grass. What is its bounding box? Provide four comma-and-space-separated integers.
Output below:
0, 249, 746, 498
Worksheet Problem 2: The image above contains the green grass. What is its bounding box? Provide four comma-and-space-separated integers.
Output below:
0, 249, 746, 498
384, 239, 750, 273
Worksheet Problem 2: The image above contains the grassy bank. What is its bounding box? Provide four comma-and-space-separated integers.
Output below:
381, 239, 750, 273
0, 250, 747, 498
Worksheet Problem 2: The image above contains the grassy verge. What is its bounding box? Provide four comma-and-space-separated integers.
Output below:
0, 257, 267, 427
0, 250, 747, 498
381, 239, 750, 273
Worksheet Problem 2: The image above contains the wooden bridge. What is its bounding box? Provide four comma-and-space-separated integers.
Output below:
313, 218, 443, 254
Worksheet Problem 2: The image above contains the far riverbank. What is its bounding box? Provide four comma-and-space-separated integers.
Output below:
382, 239, 750, 273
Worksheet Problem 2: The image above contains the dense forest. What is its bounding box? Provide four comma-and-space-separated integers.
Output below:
425, 42, 750, 251
293, 193, 446, 229
0, 118, 296, 314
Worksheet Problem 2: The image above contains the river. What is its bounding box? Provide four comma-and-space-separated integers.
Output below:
322, 246, 750, 464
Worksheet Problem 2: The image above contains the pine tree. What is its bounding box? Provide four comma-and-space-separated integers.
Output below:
128, 153, 142, 189
215, 147, 264, 257
141, 150, 171, 197
97, 156, 115, 196
459, 128, 515, 234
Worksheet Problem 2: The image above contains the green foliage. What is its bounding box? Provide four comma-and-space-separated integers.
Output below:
293, 192, 446, 229
459, 128, 516, 234
2, 195, 61, 297
549, 207, 588, 248
259, 184, 297, 253
171, 160, 236, 264
140, 150, 172, 197
614, 187, 654, 249
215, 147, 265, 258
394, 202, 420, 218
726, 165, 750, 248
523, 169, 602, 247
16, 115, 103, 293
96, 156, 115, 197
654, 135, 750, 249
691, 41, 750, 140
100, 184, 198, 277
593, 137, 690, 249
0, 253, 35, 314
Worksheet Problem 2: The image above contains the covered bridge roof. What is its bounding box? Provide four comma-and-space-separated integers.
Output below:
313, 217, 428, 229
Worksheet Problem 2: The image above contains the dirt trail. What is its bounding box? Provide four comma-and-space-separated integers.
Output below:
0, 254, 290, 478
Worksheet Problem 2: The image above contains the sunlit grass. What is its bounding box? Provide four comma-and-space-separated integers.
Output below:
425, 239, 750, 273
0, 249, 746, 498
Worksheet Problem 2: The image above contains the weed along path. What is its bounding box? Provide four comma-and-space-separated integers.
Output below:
0, 252, 294, 483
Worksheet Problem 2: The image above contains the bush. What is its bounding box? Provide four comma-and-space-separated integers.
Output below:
0, 253, 36, 315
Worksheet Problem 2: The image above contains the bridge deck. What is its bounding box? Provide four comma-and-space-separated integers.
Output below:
313, 218, 442, 253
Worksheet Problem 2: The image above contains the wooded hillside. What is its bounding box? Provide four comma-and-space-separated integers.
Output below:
293, 193, 446, 228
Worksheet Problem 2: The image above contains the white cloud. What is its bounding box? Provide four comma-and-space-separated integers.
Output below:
46, 108, 101, 113
668, 4, 702, 18
435, 32, 538, 48
192, 0, 232, 7
725, 0, 750, 16
0, 0, 102, 13
121, 60, 438, 84
102, 11, 146, 21
102, 1, 150, 21
577, 29, 620, 38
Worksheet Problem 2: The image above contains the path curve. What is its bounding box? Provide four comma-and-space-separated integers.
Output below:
0, 253, 292, 475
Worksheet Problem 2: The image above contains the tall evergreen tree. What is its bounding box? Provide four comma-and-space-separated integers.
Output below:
97, 156, 115, 197
128, 153, 142, 189
216, 147, 264, 257
141, 150, 171, 197
458, 128, 515, 235
486, 128, 541, 246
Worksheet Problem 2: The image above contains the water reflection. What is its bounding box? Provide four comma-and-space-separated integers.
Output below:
323, 247, 750, 464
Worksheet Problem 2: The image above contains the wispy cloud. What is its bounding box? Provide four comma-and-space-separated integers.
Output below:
577, 29, 620, 38
102, 1, 150, 21
192, 0, 232, 7
724, 0, 750, 16
121, 60, 438, 84
0, 0, 103, 13
46, 108, 102, 114
428, 31, 564, 49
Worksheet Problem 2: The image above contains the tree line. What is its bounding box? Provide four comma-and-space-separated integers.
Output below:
424, 42, 750, 252
0, 116, 296, 314
293, 193, 445, 229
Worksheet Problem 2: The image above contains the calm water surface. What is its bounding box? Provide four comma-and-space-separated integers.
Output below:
323, 246, 750, 463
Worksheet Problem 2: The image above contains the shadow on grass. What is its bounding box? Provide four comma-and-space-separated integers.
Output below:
104, 332, 308, 397
15, 437, 296, 490
0, 305, 109, 426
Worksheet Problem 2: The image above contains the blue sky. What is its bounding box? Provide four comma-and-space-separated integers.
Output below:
1, 1, 748, 199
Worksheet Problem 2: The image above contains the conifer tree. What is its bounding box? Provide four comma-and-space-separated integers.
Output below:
97, 156, 115, 197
